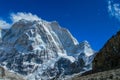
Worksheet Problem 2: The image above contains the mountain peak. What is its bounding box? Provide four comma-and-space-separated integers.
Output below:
83, 40, 89, 44
0, 19, 95, 80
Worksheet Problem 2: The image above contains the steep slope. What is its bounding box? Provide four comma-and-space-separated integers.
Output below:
93, 31, 120, 72
0, 19, 94, 80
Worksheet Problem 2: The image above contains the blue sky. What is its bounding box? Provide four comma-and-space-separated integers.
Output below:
0, 0, 120, 51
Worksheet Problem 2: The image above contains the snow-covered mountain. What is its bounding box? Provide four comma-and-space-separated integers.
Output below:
0, 19, 95, 80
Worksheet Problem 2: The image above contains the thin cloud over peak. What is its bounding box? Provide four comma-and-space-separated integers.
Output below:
0, 12, 41, 29
11, 12, 41, 23
0, 20, 11, 29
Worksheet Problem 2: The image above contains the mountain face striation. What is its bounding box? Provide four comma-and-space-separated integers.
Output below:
93, 31, 120, 72
0, 19, 94, 80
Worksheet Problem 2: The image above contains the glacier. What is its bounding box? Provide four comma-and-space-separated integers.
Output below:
0, 18, 95, 80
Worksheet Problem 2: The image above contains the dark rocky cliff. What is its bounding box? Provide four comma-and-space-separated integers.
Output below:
93, 31, 120, 72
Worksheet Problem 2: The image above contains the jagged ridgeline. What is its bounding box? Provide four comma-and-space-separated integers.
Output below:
0, 19, 95, 80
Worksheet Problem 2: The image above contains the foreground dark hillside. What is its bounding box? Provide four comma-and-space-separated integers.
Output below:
93, 31, 120, 72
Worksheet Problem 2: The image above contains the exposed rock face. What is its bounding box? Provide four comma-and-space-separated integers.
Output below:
93, 31, 120, 72
0, 66, 25, 80
0, 19, 94, 80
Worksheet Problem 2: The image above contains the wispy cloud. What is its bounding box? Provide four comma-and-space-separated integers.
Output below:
10, 12, 41, 23
0, 20, 11, 29
0, 12, 41, 29
108, 0, 120, 21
